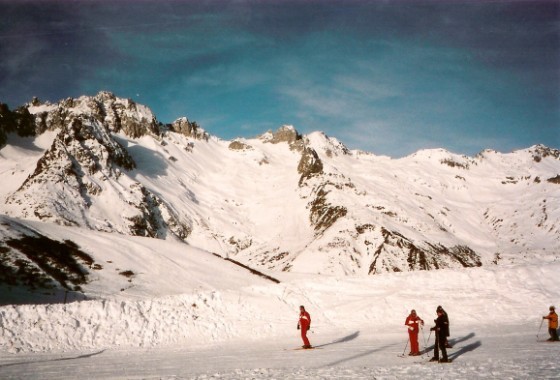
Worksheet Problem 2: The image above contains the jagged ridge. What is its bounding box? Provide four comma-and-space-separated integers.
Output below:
0, 93, 558, 279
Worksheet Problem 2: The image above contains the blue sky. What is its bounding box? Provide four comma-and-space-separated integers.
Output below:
0, 0, 558, 157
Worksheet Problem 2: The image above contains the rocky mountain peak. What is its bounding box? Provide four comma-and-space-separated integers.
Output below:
530, 144, 560, 162
259, 125, 301, 144
169, 117, 209, 141
26, 91, 160, 139
4, 94, 191, 240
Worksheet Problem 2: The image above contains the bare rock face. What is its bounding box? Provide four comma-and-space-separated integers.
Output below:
29, 92, 160, 139
531, 144, 560, 162
0, 217, 96, 294
307, 183, 348, 234
268, 125, 301, 144
0, 102, 36, 147
228, 140, 253, 151
547, 175, 560, 184
297, 147, 323, 184
170, 117, 209, 141
365, 227, 481, 274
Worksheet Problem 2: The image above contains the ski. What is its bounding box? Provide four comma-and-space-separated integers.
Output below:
425, 358, 453, 363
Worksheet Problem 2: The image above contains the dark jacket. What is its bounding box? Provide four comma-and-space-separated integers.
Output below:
437, 308, 450, 337
434, 313, 449, 337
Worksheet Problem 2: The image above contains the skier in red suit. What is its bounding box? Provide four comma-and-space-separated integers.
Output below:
297, 305, 312, 349
405, 309, 424, 356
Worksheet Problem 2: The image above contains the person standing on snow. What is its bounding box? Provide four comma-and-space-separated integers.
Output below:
297, 305, 312, 349
430, 308, 450, 363
437, 305, 452, 348
405, 309, 424, 356
543, 305, 559, 342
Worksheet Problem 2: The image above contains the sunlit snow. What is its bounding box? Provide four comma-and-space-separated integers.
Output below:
0, 95, 558, 379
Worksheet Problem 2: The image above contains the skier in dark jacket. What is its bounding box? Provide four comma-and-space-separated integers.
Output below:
437, 305, 452, 348
430, 308, 450, 363
543, 305, 559, 342
297, 305, 312, 349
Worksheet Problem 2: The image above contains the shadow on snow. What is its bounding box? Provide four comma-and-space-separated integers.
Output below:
314, 331, 360, 348
422, 332, 481, 361
449, 341, 482, 361
0, 349, 106, 369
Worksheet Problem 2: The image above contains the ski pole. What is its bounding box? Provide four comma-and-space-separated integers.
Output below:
420, 326, 428, 356
400, 338, 409, 357
426, 329, 433, 356
537, 318, 544, 341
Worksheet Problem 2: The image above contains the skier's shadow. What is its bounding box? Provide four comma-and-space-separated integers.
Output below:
448, 340, 482, 361
0, 349, 105, 369
422, 332, 476, 352
314, 331, 360, 348
322, 343, 396, 367
422, 332, 481, 361
449, 332, 476, 346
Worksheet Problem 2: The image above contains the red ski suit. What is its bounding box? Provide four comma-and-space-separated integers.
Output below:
405, 313, 424, 354
298, 311, 311, 347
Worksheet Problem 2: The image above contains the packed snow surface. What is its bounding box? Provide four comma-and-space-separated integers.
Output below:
0, 327, 558, 379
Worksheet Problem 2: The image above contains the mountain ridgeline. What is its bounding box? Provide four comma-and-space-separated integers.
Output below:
0, 92, 559, 294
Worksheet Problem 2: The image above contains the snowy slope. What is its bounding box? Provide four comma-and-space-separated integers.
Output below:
0, 224, 558, 378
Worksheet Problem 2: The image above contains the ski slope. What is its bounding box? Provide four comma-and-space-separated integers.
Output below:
0, 223, 558, 378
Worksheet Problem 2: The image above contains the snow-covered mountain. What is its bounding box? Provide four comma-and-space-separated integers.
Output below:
1, 93, 560, 380
1, 92, 559, 299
